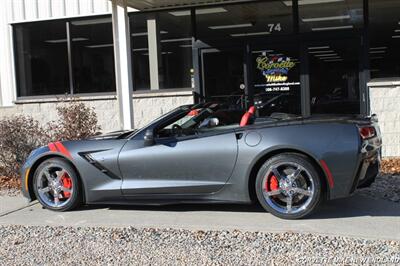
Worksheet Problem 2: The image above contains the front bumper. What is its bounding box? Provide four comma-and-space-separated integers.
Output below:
21, 164, 33, 201
20, 146, 51, 201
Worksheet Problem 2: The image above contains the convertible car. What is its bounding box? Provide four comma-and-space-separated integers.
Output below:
21, 103, 382, 219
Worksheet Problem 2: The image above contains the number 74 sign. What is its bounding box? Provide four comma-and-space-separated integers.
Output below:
267, 23, 282, 32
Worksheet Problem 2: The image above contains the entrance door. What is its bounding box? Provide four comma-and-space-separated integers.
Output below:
251, 43, 302, 117
200, 48, 245, 107
307, 39, 361, 114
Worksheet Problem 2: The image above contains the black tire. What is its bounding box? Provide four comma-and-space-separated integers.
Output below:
33, 157, 82, 211
255, 153, 323, 219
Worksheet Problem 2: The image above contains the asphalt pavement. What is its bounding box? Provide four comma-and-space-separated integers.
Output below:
0, 194, 399, 241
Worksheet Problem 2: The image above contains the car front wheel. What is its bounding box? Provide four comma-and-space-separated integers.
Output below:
33, 158, 82, 211
255, 153, 323, 219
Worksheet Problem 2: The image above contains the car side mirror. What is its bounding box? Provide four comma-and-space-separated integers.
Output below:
144, 129, 155, 146
208, 118, 219, 127
198, 117, 220, 129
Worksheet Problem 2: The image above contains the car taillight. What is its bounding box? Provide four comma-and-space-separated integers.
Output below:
358, 126, 376, 140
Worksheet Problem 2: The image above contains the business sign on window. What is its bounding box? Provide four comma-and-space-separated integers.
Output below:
254, 53, 300, 93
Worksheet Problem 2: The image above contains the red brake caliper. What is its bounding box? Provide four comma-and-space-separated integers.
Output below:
265, 175, 279, 192
61, 173, 72, 199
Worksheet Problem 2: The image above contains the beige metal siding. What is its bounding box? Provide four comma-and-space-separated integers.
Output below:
10, 0, 110, 22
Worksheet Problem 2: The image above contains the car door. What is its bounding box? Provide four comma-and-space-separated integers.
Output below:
118, 130, 238, 196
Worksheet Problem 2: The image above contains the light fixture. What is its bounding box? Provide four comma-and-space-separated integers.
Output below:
312, 25, 353, 31
392, 35, 400, 39
369, 50, 386, 54
302, 15, 350, 22
231, 31, 271, 37
324, 59, 344, 62
308, 50, 335, 54
180, 44, 193, 48
370, 56, 384, 60
308, 46, 330, 50
209, 23, 253, 30
142, 52, 173, 56
283, 0, 344, 7
133, 48, 149, 52
321, 56, 341, 59
370, 47, 387, 50
315, 53, 338, 57
395, 29, 400, 32
71, 18, 111, 26
45, 37, 88, 43
169, 7, 227, 16
131, 31, 168, 37
161, 37, 192, 43
252, 50, 275, 54
86, 44, 113, 48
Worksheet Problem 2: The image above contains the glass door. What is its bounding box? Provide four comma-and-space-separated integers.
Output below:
251, 43, 302, 116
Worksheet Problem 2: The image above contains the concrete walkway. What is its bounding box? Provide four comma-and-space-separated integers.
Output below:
0, 194, 399, 241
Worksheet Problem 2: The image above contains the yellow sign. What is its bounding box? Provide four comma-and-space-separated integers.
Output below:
256, 55, 296, 83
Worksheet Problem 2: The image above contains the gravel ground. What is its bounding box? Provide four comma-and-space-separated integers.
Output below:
358, 174, 400, 203
0, 175, 399, 265
0, 225, 399, 265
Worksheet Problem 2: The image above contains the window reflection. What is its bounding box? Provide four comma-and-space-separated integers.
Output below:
14, 21, 70, 97
71, 18, 116, 93
129, 11, 192, 90
369, 0, 400, 78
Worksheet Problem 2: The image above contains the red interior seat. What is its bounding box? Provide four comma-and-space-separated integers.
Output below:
240, 106, 255, 127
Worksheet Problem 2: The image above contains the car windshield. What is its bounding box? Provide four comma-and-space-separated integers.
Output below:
157, 103, 245, 138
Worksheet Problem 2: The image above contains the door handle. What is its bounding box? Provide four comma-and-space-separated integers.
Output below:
235, 133, 243, 140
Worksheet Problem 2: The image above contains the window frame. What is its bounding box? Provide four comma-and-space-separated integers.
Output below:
12, 14, 116, 99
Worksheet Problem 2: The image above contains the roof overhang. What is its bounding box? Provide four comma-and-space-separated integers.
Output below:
126, 0, 256, 11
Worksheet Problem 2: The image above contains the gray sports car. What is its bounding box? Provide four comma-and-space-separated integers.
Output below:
21, 103, 382, 219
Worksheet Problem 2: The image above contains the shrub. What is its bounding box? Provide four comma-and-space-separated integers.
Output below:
48, 101, 101, 141
0, 100, 101, 180
0, 115, 50, 178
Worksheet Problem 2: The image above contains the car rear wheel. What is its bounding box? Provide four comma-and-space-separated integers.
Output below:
255, 153, 322, 219
33, 158, 82, 211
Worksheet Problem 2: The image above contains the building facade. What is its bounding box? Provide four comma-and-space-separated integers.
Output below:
0, 0, 399, 156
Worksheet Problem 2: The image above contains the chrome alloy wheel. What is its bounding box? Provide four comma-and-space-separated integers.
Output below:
35, 164, 74, 208
262, 162, 315, 214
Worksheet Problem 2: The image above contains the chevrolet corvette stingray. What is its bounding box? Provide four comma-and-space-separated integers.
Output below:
21, 103, 382, 219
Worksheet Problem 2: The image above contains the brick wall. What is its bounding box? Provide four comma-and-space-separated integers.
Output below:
369, 79, 400, 157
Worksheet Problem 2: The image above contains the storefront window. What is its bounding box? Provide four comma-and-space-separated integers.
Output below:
130, 10, 192, 90
197, 1, 294, 106
14, 21, 70, 97
308, 39, 360, 114
299, 0, 363, 33
197, 1, 293, 44
14, 16, 116, 97
130, 13, 151, 90
369, 0, 400, 78
159, 11, 192, 89
70, 18, 116, 94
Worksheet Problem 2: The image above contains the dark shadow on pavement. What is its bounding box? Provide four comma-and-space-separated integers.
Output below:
74, 193, 400, 219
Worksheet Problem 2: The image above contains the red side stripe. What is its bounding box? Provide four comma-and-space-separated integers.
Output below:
48, 143, 58, 152
54, 141, 72, 158
320, 160, 334, 188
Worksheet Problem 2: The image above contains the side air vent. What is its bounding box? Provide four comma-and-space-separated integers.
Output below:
80, 152, 121, 180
